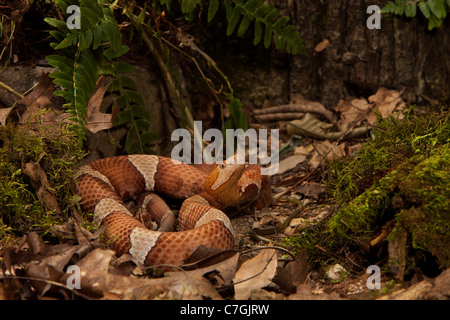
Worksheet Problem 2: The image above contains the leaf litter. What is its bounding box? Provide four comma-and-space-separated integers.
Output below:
1, 81, 448, 300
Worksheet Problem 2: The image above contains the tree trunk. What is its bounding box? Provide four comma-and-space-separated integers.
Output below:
216, 0, 449, 110
286, 0, 449, 108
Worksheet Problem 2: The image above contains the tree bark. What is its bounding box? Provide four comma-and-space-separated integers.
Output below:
286, 0, 450, 107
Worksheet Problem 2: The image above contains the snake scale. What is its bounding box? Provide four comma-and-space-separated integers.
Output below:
75, 155, 271, 267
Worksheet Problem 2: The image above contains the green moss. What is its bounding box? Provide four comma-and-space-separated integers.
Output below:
0, 124, 85, 245
286, 107, 450, 272
328, 181, 392, 242
328, 143, 449, 267
328, 107, 449, 203
395, 144, 450, 268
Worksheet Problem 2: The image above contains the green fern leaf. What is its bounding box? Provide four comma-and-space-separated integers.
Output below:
114, 109, 132, 126
53, 0, 68, 13
381, 1, 399, 14
181, 0, 201, 14
237, 13, 253, 37
46, 55, 73, 74
112, 61, 134, 74
44, 17, 69, 33
225, 0, 234, 21
119, 76, 138, 90
426, 0, 444, 19
264, 25, 273, 48
49, 71, 73, 83
273, 16, 290, 29
418, 1, 431, 18
130, 104, 151, 120
227, 6, 244, 36
101, 19, 120, 51
103, 45, 129, 60
244, 0, 266, 12
208, 0, 219, 22
83, 29, 94, 49
92, 24, 103, 49
253, 20, 263, 45
49, 30, 66, 43
54, 90, 73, 102
254, 3, 272, 18
54, 32, 78, 50
80, 0, 104, 20
264, 8, 280, 24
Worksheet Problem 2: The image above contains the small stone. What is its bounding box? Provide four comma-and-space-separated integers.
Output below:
327, 264, 347, 282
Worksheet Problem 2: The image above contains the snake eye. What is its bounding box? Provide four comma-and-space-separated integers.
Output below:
219, 163, 226, 169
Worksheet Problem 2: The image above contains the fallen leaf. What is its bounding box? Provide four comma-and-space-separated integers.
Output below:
19, 72, 55, 123
22, 156, 61, 214
307, 140, 347, 169
233, 248, 278, 300
295, 182, 326, 198
287, 113, 369, 140
168, 250, 240, 286
334, 98, 373, 127
0, 106, 14, 126
60, 248, 223, 300
315, 140, 346, 160
25, 260, 63, 296
314, 38, 331, 52
84, 84, 113, 134
277, 154, 307, 174
25, 232, 46, 255
273, 251, 308, 293
368, 87, 406, 121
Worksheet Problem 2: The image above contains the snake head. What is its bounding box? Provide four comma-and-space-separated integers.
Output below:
204, 159, 246, 206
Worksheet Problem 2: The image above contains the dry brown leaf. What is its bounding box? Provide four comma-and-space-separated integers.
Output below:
25, 232, 46, 255
22, 157, 61, 214
334, 88, 406, 128
295, 182, 327, 198
273, 251, 308, 293
287, 113, 368, 140
168, 251, 240, 286
277, 154, 307, 174
334, 98, 373, 127
61, 248, 223, 300
314, 38, 331, 52
315, 140, 346, 160
233, 248, 278, 300
84, 84, 113, 134
25, 260, 63, 296
19, 72, 55, 123
0, 106, 14, 126
369, 87, 406, 121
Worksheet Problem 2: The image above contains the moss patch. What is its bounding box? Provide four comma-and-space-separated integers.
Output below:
286, 107, 450, 276
0, 124, 85, 246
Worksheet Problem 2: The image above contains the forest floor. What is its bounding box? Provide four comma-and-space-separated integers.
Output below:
1, 63, 449, 300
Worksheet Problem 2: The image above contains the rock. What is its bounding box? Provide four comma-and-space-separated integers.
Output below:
327, 264, 347, 282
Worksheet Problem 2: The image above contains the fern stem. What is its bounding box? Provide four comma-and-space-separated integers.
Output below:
71, 45, 83, 126
157, 35, 226, 131
127, 12, 194, 130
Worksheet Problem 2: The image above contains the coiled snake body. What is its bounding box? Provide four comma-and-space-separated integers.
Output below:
76, 155, 270, 267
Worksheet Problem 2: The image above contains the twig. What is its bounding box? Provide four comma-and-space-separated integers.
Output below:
0, 80, 24, 99
254, 103, 336, 123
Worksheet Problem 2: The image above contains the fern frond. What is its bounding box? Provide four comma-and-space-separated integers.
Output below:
228, 1, 305, 54
156, 0, 305, 55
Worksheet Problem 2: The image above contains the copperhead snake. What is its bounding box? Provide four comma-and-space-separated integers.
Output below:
75, 155, 271, 267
